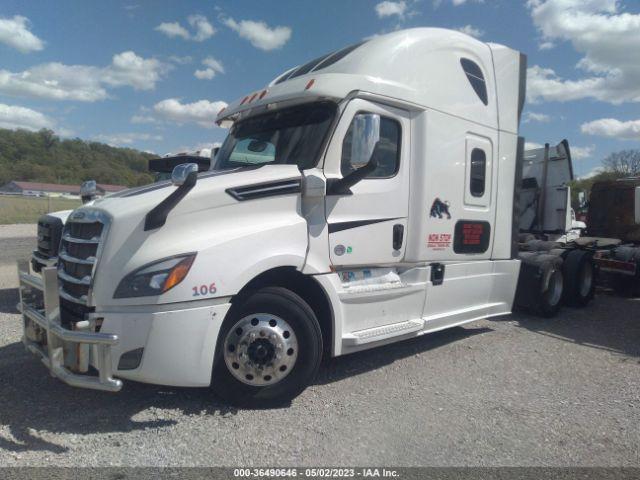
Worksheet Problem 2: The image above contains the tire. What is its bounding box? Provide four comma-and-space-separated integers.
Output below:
562, 250, 596, 307
211, 286, 322, 408
536, 260, 564, 318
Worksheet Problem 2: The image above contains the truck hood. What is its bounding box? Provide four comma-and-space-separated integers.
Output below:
91, 164, 302, 223
74, 164, 308, 306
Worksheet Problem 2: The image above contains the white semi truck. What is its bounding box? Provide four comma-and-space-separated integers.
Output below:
17, 28, 601, 406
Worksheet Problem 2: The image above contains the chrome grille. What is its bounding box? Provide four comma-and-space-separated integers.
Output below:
58, 210, 110, 309
37, 214, 64, 258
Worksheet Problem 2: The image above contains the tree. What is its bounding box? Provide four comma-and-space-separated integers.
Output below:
0, 128, 157, 187
602, 150, 640, 177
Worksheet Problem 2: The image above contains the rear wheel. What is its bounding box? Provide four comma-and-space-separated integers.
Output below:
536, 261, 564, 317
211, 287, 322, 407
562, 250, 596, 307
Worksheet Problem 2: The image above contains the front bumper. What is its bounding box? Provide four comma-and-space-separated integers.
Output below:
18, 262, 122, 391
18, 262, 232, 391
30, 250, 58, 273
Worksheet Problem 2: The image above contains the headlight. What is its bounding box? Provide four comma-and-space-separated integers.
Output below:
113, 253, 196, 298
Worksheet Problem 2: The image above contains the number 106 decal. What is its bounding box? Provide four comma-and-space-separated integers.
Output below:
192, 282, 217, 297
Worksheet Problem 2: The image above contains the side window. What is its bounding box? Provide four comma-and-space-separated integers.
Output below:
470, 148, 486, 197
341, 114, 401, 178
460, 58, 488, 106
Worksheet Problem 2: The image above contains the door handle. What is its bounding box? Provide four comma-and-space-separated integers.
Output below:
393, 224, 404, 250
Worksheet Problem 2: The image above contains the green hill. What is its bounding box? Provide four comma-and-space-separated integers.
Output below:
0, 128, 156, 187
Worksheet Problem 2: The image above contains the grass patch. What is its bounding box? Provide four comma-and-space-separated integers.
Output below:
0, 195, 81, 224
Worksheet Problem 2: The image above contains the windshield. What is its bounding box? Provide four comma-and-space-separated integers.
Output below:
214, 101, 337, 170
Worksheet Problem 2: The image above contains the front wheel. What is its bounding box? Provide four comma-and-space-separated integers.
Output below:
211, 287, 322, 407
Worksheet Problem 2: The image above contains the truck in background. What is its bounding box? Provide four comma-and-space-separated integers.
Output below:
16, 28, 619, 406
514, 141, 597, 315
586, 178, 640, 296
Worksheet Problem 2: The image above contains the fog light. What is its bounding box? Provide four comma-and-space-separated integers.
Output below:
118, 348, 144, 370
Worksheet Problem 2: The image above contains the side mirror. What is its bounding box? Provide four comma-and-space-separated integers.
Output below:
80, 180, 97, 204
635, 186, 640, 224
327, 141, 382, 195
171, 163, 199, 187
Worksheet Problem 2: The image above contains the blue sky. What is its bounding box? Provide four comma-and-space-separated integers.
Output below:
0, 0, 638, 178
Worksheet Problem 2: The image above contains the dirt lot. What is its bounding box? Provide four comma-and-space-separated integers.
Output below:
0, 224, 638, 467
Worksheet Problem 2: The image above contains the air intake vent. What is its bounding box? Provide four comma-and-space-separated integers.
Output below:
226, 179, 301, 201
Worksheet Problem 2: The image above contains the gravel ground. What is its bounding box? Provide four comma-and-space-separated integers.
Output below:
0, 224, 638, 467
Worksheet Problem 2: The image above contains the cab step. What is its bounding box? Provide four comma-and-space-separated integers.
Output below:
342, 318, 425, 346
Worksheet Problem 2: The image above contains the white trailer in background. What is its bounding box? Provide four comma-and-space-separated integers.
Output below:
17, 28, 595, 406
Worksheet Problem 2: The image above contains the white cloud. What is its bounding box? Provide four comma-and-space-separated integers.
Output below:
434, 0, 484, 6
94, 132, 163, 147
194, 57, 225, 80
526, 0, 640, 104
102, 51, 168, 90
130, 114, 157, 124
153, 98, 228, 128
454, 25, 484, 38
523, 111, 551, 123
155, 15, 215, 42
223, 17, 291, 51
581, 118, 640, 141
188, 14, 215, 41
375, 1, 407, 18
524, 141, 543, 150
168, 55, 193, 65
0, 15, 44, 53
173, 142, 223, 159
155, 22, 190, 40
0, 52, 170, 102
579, 166, 604, 179
570, 145, 595, 160
0, 103, 54, 131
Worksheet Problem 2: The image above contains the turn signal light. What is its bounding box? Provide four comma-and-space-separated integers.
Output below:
163, 256, 196, 292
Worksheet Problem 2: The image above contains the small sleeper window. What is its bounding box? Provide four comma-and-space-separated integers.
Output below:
460, 58, 488, 106
470, 148, 486, 197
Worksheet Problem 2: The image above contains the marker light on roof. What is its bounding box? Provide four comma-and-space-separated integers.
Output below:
240, 96, 249, 105
305, 79, 315, 90
259, 90, 267, 99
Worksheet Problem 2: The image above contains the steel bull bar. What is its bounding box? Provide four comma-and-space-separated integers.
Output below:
17, 261, 122, 392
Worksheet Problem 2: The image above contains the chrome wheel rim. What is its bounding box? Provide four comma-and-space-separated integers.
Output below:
224, 313, 298, 386
579, 263, 593, 297
547, 270, 563, 306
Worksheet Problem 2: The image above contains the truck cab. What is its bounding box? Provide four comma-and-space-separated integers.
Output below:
19, 28, 530, 406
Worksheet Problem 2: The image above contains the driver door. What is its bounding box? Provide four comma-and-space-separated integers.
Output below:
324, 99, 411, 266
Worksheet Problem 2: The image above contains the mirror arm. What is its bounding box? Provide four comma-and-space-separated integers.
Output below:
327, 158, 378, 195
144, 171, 197, 231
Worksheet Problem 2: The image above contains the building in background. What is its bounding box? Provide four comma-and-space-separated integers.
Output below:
0, 181, 127, 198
